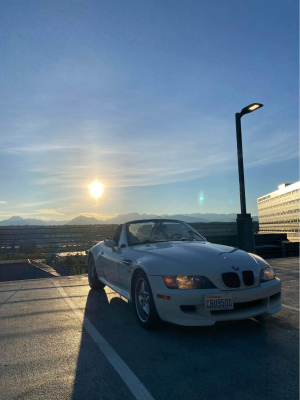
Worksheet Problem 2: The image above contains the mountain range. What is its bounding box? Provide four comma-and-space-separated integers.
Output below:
0, 213, 258, 226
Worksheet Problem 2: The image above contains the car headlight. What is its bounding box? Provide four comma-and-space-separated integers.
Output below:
260, 267, 276, 282
163, 275, 216, 289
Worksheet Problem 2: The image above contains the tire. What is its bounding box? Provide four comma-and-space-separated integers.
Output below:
88, 257, 105, 290
133, 271, 160, 329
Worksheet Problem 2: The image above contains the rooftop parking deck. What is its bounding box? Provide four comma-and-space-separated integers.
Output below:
0, 258, 298, 400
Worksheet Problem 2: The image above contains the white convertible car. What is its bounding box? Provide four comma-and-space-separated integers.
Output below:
88, 219, 282, 328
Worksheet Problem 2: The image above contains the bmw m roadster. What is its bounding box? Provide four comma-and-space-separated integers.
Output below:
88, 219, 282, 328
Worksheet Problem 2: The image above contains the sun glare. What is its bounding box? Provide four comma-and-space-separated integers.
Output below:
89, 181, 104, 199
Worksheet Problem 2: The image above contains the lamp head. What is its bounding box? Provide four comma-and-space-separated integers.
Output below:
240, 103, 263, 117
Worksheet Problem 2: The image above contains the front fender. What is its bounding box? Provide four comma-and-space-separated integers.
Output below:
90, 242, 104, 259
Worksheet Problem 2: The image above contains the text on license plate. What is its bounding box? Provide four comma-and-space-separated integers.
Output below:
205, 294, 234, 311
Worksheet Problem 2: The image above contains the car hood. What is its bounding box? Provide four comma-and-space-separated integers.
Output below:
130, 241, 266, 277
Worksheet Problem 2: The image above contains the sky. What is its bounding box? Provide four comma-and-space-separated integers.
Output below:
0, 0, 299, 221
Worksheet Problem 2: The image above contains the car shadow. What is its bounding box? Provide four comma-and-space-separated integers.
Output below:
71, 287, 299, 400
71, 288, 137, 399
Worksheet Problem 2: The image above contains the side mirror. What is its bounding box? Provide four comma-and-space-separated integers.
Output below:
104, 240, 116, 248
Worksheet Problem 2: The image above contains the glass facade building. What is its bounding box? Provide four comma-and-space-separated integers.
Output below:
257, 181, 300, 242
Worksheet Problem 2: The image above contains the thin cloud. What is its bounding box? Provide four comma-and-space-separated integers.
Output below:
75, 213, 118, 220
0, 209, 64, 220
0, 201, 7, 204
19, 124, 298, 191
37, 209, 65, 216
1, 116, 298, 196
7, 144, 74, 153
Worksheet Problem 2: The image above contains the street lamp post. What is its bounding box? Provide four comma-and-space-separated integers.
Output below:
235, 103, 263, 252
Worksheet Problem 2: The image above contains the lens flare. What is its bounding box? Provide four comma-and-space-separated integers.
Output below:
89, 181, 104, 199
199, 192, 204, 203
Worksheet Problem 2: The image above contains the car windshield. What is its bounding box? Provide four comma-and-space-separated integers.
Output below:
127, 220, 204, 246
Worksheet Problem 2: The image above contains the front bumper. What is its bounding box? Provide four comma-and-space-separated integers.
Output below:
148, 276, 282, 326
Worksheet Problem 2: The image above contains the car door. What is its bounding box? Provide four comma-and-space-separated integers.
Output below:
117, 226, 136, 292
101, 225, 123, 285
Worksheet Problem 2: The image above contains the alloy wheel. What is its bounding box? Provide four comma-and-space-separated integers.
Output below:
135, 277, 150, 322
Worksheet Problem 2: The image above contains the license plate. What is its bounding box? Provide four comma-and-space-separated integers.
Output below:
205, 294, 234, 311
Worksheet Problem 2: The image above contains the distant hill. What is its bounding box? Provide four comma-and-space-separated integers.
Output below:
160, 214, 209, 223
0, 216, 49, 226
0, 216, 68, 226
66, 216, 104, 225
103, 213, 162, 224
0, 213, 258, 226
184, 213, 256, 222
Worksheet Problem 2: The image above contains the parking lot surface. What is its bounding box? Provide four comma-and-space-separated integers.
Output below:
0, 258, 298, 400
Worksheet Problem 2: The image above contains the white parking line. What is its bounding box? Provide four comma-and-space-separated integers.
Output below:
282, 304, 299, 312
53, 281, 154, 400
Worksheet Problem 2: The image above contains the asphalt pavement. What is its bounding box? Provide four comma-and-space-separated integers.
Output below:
0, 257, 298, 400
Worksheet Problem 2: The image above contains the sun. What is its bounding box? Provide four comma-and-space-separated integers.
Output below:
89, 181, 104, 199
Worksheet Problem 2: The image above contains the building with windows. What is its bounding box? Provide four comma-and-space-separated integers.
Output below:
257, 181, 300, 242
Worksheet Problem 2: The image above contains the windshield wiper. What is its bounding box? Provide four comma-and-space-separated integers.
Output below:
167, 237, 194, 242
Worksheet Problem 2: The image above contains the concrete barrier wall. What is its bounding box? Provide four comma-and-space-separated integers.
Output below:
29, 260, 49, 268
0, 259, 28, 265
29, 260, 60, 277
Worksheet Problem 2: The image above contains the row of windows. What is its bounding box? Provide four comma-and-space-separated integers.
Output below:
258, 199, 300, 212
285, 232, 300, 237
259, 209, 299, 219
258, 195, 271, 203
260, 220, 299, 225
259, 228, 300, 233
259, 197, 300, 209
258, 189, 300, 205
